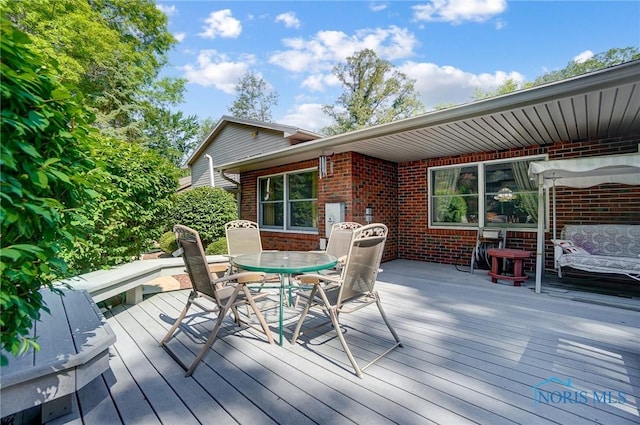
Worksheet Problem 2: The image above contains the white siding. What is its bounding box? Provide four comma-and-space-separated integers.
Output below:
191, 123, 292, 189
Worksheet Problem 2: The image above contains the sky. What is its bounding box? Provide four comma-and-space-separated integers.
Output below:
155, 0, 640, 133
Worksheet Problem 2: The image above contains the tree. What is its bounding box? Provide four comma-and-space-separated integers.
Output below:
140, 78, 200, 167
0, 20, 102, 363
528, 47, 640, 87
228, 71, 278, 122
4, 0, 195, 155
473, 78, 521, 101
321, 49, 424, 135
473, 47, 639, 101
196, 116, 218, 143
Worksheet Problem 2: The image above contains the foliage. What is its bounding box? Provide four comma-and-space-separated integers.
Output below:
170, 187, 238, 245
442, 196, 468, 223
0, 20, 101, 363
228, 71, 278, 122
528, 47, 639, 87
206, 238, 228, 255
62, 138, 180, 273
473, 79, 521, 101
322, 49, 424, 135
473, 47, 639, 101
159, 231, 178, 254
196, 116, 218, 144
4, 0, 195, 159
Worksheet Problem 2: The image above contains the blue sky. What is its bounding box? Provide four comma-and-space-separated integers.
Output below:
155, 0, 640, 133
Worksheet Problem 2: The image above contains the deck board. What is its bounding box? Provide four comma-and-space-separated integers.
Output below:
46, 260, 640, 425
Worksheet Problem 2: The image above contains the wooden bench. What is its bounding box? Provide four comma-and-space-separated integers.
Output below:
487, 248, 531, 286
0, 289, 116, 423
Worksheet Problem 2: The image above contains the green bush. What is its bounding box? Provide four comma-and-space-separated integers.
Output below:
0, 21, 101, 364
159, 231, 177, 254
170, 187, 237, 245
61, 138, 180, 273
206, 238, 228, 255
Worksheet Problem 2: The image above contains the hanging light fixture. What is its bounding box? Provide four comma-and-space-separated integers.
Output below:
494, 187, 516, 202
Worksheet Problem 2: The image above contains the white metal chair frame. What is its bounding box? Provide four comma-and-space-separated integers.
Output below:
291, 223, 402, 378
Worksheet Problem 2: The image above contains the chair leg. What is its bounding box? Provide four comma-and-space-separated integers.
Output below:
160, 291, 196, 346
241, 285, 274, 345
327, 305, 363, 378
290, 285, 318, 344
375, 294, 402, 347
185, 285, 243, 377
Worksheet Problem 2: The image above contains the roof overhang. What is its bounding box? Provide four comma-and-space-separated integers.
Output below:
217, 60, 640, 174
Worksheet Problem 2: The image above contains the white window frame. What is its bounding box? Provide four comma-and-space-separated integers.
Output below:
428, 155, 547, 231
257, 167, 318, 234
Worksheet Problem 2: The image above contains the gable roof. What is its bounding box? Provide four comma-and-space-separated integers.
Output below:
216, 60, 640, 174
186, 115, 323, 166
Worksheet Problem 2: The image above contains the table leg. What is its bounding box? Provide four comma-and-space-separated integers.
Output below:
278, 275, 286, 346
513, 259, 524, 286
490, 256, 499, 283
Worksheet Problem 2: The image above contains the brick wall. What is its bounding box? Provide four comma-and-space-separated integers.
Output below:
239, 152, 398, 261
239, 137, 638, 273
398, 138, 640, 272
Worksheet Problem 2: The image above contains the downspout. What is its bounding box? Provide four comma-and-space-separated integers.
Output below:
204, 154, 215, 187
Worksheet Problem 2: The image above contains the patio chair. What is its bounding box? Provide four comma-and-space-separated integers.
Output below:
226, 219, 280, 283
161, 225, 274, 376
295, 221, 363, 308
226, 219, 263, 257
324, 221, 362, 271
291, 223, 402, 378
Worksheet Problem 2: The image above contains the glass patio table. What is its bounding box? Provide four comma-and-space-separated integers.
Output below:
231, 251, 337, 345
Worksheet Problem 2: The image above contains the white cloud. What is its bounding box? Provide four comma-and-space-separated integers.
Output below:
275, 12, 301, 29
200, 9, 242, 39
301, 73, 340, 92
279, 103, 332, 133
269, 25, 417, 73
174, 32, 186, 42
182, 50, 254, 93
157, 4, 177, 17
398, 61, 524, 109
412, 0, 507, 24
574, 50, 594, 63
370, 3, 388, 12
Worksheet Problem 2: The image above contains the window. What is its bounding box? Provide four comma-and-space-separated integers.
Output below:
429, 156, 544, 229
258, 169, 318, 231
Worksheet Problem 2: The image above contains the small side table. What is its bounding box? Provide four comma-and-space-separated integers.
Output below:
487, 248, 531, 286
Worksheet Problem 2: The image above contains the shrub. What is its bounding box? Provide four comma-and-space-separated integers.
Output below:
170, 187, 237, 245
205, 238, 228, 255
61, 138, 180, 273
159, 231, 177, 254
0, 21, 101, 364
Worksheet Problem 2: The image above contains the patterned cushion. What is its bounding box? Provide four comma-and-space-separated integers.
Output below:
562, 225, 640, 258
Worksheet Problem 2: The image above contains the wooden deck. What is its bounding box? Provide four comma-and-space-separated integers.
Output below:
42, 260, 639, 425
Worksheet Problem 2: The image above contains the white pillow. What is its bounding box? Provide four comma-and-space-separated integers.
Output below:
563, 245, 590, 255
553, 239, 590, 255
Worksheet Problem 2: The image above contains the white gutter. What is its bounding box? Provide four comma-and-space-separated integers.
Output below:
204, 154, 215, 187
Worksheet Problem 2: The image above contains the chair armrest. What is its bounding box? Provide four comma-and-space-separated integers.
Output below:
295, 273, 340, 285
213, 271, 266, 286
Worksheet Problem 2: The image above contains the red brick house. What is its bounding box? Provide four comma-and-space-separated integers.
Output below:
209, 61, 640, 281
